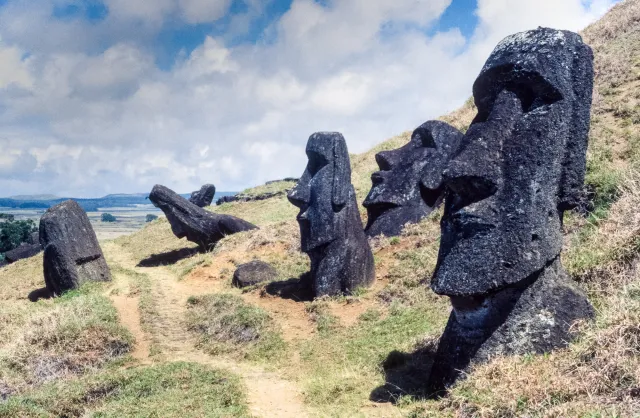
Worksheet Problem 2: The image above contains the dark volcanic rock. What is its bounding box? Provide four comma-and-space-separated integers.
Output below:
216, 195, 238, 205
149, 185, 258, 250
364, 121, 463, 237
216, 179, 298, 206
232, 260, 278, 288
5, 243, 42, 264
288, 132, 375, 297
427, 28, 595, 394
40, 200, 111, 296
189, 184, 216, 207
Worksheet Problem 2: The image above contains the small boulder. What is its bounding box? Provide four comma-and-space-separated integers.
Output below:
189, 184, 216, 207
39, 200, 111, 296
232, 260, 278, 288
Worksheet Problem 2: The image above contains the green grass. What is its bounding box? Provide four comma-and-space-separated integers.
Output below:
186, 293, 286, 361
239, 179, 297, 198
0, 362, 249, 417
297, 305, 447, 415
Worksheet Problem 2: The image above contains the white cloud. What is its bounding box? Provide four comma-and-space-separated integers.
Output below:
0, 0, 620, 197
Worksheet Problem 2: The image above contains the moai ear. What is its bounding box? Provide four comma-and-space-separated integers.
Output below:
558, 41, 593, 211
332, 135, 351, 209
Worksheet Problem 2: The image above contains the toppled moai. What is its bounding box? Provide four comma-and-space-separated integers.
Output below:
40, 200, 111, 296
364, 121, 463, 237
189, 184, 216, 207
427, 28, 595, 394
149, 184, 257, 250
288, 132, 375, 297
5, 232, 41, 264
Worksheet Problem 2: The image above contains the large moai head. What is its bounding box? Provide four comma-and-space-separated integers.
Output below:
288, 132, 352, 252
364, 121, 463, 237
432, 28, 594, 297
288, 132, 375, 297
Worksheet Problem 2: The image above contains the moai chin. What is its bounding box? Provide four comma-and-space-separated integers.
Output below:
427, 27, 596, 394
364, 121, 463, 237
288, 132, 375, 297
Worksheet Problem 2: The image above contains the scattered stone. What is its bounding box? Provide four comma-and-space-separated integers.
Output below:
189, 184, 216, 207
4, 242, 42, 264
40, 200, 111, 296
232, 260, 278, 288
427, 28, 595, 394
288, 132, 375, 297
149, 184, 258, 250
364, 121, 463, 237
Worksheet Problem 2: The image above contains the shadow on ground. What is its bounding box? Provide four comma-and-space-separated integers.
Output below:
137, 247, 202, 267
28, 287, 54, 302
370, 338, 439, 403
264, 272, 314, 302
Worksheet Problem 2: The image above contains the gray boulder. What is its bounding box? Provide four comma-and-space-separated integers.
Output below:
149, 185, 258, 250
40, 200, 111, 296
232, 260, 278, 288
364, 121, 463, 237
189, 184, 216, 207
288, 132, 375, 297
427, 28, 595, 394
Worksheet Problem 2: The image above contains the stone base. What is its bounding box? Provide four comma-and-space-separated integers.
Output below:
427, 258, 594, 395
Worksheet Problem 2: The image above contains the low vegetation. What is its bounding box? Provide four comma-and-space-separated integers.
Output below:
0, 362, 249, 417
186, 293, 285, 361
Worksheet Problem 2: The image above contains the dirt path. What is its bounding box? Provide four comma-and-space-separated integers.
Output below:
103, 242, 310, 418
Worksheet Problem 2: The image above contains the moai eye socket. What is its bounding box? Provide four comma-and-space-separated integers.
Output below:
306, 151, 329, 176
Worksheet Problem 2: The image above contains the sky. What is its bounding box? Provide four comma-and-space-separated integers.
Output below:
0, 0, 619, 197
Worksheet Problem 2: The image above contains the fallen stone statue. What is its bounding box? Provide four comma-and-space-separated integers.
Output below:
189, 183, 216, 207
364, 120, 463, 237
288, 132, 375, 297
426, 27, 595, 394
39, 200, 111, 297
4, 232, 42, 264
149, 184, 258, 250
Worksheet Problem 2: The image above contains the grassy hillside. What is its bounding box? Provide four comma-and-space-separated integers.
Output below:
2, 1, 640, 416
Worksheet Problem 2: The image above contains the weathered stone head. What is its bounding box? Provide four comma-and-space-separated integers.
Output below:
433, 28, 594, 296
364, 121, 463, 237
39, 200, 111, 297
426, 28, 595, 394
189, 184, 216, 208
288, 132, 352, 253
288, 132, 375, 297
149, 184, 257, 250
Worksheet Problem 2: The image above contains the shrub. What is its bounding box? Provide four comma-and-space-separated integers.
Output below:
101, 213, 117, 223
0, 218, 37, 253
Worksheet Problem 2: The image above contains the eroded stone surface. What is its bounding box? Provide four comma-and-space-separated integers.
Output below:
364, 121, 463, 237
189, 184, 216, 207
427, 27, 595, 394
149, 184, 257, 250
40, 200, 111, 296
288, 132, 375, 297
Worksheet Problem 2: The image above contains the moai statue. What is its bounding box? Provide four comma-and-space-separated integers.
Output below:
149, 185, 257, 250
40, 200, 111, 296
426, 28, 595, 394
364, 121, 463, 237
189, 184, 216, 207
288, 132, 375, 297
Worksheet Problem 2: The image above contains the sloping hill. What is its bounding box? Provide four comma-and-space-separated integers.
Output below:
2, 1, 640, 416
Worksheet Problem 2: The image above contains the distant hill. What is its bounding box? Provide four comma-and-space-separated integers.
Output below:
0, 191, 237, 212
8, 194, 60, 201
